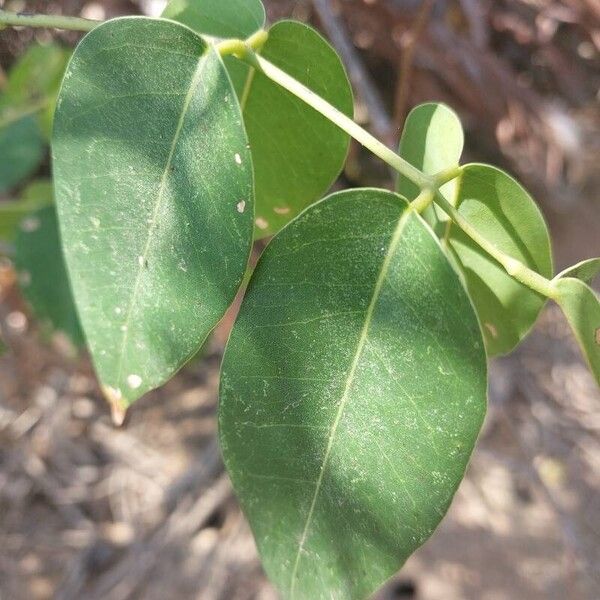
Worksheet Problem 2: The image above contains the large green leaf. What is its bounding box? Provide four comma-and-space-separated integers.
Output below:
220, 189, 487, 600
15, 206, 84, 347
553, 278, 600, 385
446, 164, 553, 356
239, 20, 353, 237
53, 17, 254, 412
0, 179, 53, 242
397, 102, 463, 227
162, 0, 265, 38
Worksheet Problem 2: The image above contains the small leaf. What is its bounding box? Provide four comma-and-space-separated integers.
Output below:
0, 179, 54, 242
162, 0, 265, 38
220, 188, 487, 600
0, 115, 44, 193
555, 258, 600, 285
396, 102, 463, 227
553, 278, 600, 385
53, 17, 254, 409
2, 42, 71, 138
240, 20, 354, 237
446, 164, 553, 356
15, 206, 84, 347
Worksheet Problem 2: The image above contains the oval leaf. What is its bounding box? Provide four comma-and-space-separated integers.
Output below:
162, 0, 265, 38
397, 102, 463, 228
241, 20, 353, 237
553, 278, 600, 385
446, 164, 553, 356
53, 17, 254, 411
220, 189, 487, 600
15, 206, 84, 347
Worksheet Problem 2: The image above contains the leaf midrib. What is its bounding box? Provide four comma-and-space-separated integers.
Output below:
114, 46, 211, 394
288, 205, 411, 598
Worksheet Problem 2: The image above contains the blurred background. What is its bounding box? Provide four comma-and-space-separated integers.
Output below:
0, 0, 599, 598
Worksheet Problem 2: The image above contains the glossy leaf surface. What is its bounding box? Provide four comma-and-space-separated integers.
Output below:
553, 278, 600, 385
447, 164, 553, 356
220, 189, 487, 600
53, 17, 254, 409
241, 21, 353, 237
15, 206, 84, 346
162, 0, 265, 38
397, 102, 463, 226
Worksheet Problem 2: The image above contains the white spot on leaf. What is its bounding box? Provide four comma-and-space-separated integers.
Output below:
237, 200, 246, 213
255, 217, 269, 230
235, 153, 242, 165
127, 374, 142, 389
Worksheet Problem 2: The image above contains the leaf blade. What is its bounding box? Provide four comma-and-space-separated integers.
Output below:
553, 278, 600, 385
447, 163, 553, 355
242, 20, 354, 237
53, 17, 254, 408
162, 0, 265, 38
15, 205, 84, 347
220, 188, 487, 599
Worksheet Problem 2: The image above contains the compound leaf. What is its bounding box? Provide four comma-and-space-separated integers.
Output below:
53, 17, 254, 412
446, 164, 553, 356
220, 188, 487, 600
15, 205, 84, 347
240, 20, 353, 237
397, 102, 463, 227
553, 277, 600, 385
162, 0, 265, 38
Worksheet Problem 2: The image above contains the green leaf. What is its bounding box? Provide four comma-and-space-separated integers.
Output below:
53, 17, 254, 412
240, 20, 354, 237
446, 164, 553, 356
2, 42, 71, 138
0, 115, 44, 193
553, 278, 600, 385
220, 188, 487, 600
0, 179, 54, 242
162, 0, 265, 38
397, 102, 463, 227
15, 205, 84, 347
555, 258, 600, 285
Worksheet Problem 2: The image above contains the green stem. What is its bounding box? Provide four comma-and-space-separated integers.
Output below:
0, 9, 558, 302
0, 9, 99, 31
236, 50, 434, 190
433, 192, 557, 299
410, 188, 435, 213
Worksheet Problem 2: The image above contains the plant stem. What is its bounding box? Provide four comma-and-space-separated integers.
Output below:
0, 9, 558, 302
0, 9, 99, 31
410, 188, 435, 213
237, 50, 434, 191
433, 192, 557, 299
